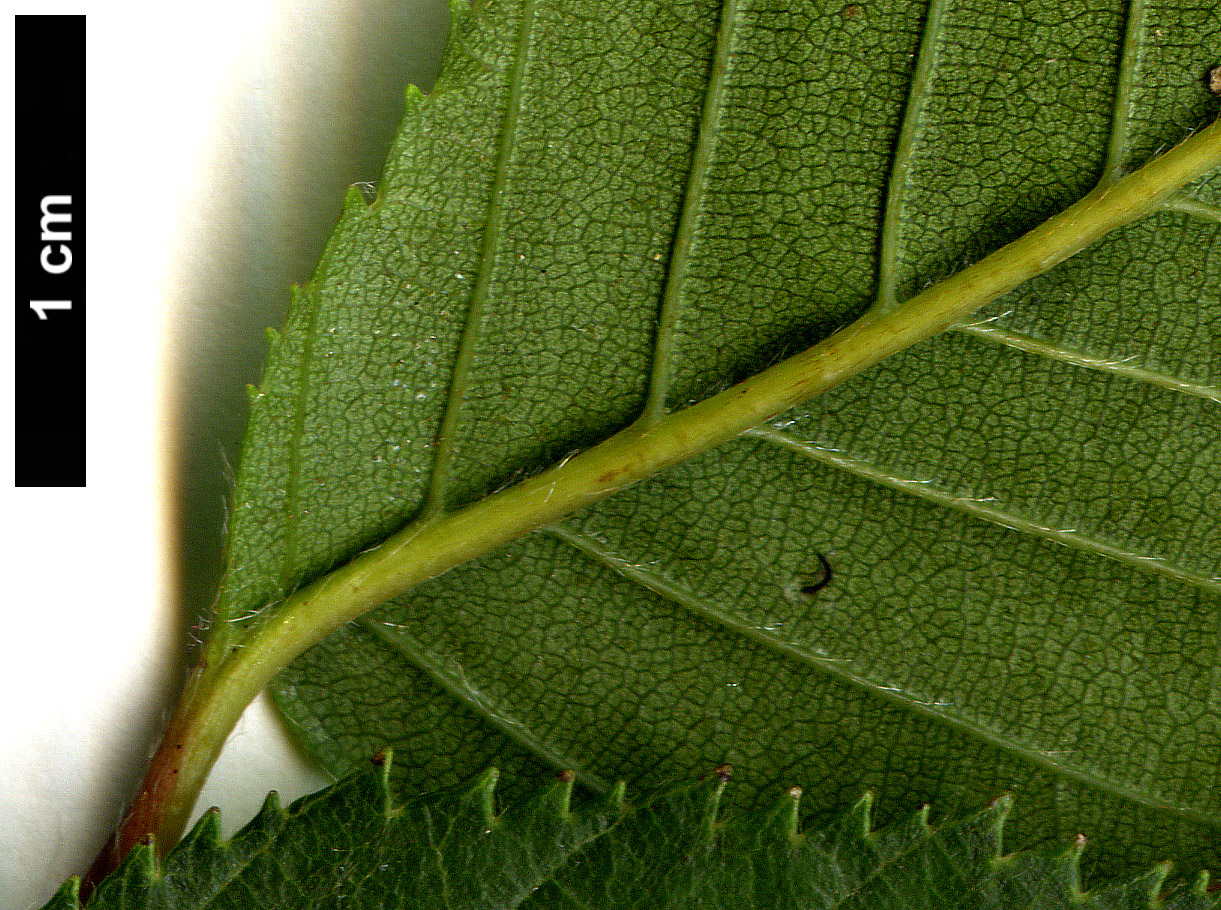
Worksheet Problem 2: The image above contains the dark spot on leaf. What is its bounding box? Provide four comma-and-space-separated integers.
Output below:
558, 769, 576, 783
840, 3, 862, 17
789, 553, 833, 600
714, 764, 733, 782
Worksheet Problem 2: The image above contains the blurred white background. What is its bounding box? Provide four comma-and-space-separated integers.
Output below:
0, 2, 449, 906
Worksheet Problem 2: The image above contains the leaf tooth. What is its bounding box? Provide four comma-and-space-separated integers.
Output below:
1085, 860, 1171, 907
341, 184, 368, 213
42, 875, 81, 910
403, 82, 427, 107
463, 766, 500, 829
1189, 869, 1214, 897
180, 805, 223, 849
260, 789, 282, 817
1054, 832, 1088, 899
913, 802, 934, 834
494, 769, 579, 827
263, 324, 282, 353
698, 765, 731, 840
543, 769, 576, 818
842, 792, 875, 842
972, 793, 1012, 859
110, 836, 161, 886
160, 806, 231, 882
603, 780, 628, 812
757, 785, 802, 840
368, 747, 395, 818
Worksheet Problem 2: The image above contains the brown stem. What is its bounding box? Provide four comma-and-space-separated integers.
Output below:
79, 664, 220, 900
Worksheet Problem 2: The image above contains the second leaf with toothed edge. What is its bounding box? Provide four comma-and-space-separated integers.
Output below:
45, 758, 1221, 909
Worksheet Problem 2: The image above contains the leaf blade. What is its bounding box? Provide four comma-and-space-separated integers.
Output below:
192, 0, 1221, 881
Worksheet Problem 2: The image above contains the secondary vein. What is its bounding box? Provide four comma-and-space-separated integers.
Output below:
874, 0, 949, 312
355, 615, 609, 793
639, 0, 740, 426
745, 425, 1221, 594
421, 0, 539, 517
1101, 0, 1147, 183
544, 524, 1221, 831
951, 321, 1221, 403
1164, 195, 1221, 223
281, 288, 324, 591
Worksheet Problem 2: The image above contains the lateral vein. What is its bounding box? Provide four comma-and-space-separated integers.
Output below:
1163, 195, 1221, 224
639, 0, 741, 426
355, 615, 608, 793
745, 425, 1221, 594
422, 0, 539, 517
544, 523, 1221, 831
951, 321, 1221, 403
281, 288, 324, 590
874, 0, 950, 312
1101, 0, 1147, 183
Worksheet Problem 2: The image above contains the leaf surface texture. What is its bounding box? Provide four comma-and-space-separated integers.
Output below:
205, 0, 1221, 880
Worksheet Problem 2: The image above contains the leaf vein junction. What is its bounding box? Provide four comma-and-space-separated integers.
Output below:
874, 0, 950, 312
1101, 0, 1148, 182
1164, 195, 1221, 224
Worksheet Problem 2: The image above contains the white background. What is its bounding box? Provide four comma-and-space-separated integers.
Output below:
0, 3, 449, 907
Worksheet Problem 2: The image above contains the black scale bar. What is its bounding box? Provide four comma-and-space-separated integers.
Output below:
15, 14, 86, 486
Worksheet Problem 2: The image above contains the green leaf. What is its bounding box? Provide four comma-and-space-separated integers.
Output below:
44, 760, 1220, 910
46, 755, 620, 910
199, 0, 1221, 885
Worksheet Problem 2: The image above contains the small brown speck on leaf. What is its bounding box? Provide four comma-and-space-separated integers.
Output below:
1209, 65, 1221, 96
840, 3, 862, 16
714, 764, 733, 782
